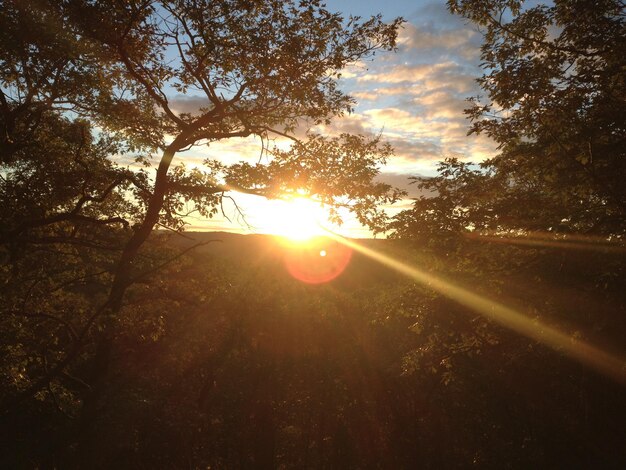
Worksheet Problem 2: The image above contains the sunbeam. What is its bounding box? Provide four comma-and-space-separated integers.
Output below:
324, 231, 626, 385
464, 231, 626, 253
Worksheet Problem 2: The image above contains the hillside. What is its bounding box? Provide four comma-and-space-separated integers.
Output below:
167, 231, 408, 288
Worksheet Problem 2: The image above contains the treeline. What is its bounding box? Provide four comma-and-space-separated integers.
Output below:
4, 234, 625, 467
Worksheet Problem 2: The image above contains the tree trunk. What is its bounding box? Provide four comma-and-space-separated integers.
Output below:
72, 142, 181, 465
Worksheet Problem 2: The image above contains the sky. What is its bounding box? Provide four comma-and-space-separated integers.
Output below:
179, 0, 496, 236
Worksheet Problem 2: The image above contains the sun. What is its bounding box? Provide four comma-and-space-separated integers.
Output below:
260, 196, 328, 241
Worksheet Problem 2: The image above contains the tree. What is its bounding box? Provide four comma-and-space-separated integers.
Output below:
396, 0, 625, 238
68, 0, 402, 318
0, 0, 403, 458
388, 3, 626, 465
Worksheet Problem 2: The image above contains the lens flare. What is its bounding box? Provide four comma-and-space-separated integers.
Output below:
323, 230, 626, 384
284, 237, 352, 284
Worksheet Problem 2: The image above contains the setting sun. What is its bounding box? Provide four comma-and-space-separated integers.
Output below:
258, 197, 329, 241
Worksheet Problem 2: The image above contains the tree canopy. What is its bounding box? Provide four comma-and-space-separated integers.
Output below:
0, 0, 402, 452
394, 0, 625, 239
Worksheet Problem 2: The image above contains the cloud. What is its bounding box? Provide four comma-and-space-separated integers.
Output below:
323, 1, 498, 176
398, 22, 481, 62
363, 108, 466, 139
417, 90, 469, 119
357, 62, 459, 84
169, 1, 496, 200
353, 61, 477, 99
375, 171, 433, 198
169, 95, 212, 116
183, 135, 268, 167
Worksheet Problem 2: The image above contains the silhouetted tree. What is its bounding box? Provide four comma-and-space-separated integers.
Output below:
0, 1, 402, 464
385, 2, 626, 467
395, 0, 625, 237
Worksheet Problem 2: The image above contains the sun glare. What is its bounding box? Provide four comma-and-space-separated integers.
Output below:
261, 197, 328, 241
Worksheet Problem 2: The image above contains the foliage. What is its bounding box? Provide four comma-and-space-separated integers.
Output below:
404, 0, 626, 236
386, 2, 626, 466
1, 0, 403, 462
3, 235, 625, 468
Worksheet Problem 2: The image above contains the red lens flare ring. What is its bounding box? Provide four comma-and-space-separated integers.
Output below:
284, 237, 352, 284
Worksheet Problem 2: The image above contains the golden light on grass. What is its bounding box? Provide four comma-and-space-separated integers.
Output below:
323, 230, 626, 385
